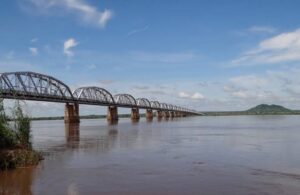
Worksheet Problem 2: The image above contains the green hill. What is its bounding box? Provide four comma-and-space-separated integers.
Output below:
203, 104, 300, 116
246, 104, 294, 114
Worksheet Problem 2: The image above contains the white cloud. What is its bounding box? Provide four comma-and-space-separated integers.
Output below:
29, 47, 38, 55
86, 64, 96, 70
231, 28, 300, 66
191, 92, 205, 100
128, 25, 150, 36
179, 92, 204, 100
130, 51, 198, 63
247, 26, 276, 34
25, 0, 113, 28
64, 38, 78, 57
30, 37, 38, 42
99, 79, 114, 85
179, 92, 190, 98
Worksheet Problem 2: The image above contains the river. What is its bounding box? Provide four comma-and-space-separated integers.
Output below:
1, 115, 300, 194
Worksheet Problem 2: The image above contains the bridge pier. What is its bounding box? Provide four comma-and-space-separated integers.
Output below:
170, 111, 175, 118
146, 109, 153, 121
131, 107, 140, 121
64, 103, 80, 123
164, 111, 170, 119
156, 110, 163, 120
107, 106, 119, 122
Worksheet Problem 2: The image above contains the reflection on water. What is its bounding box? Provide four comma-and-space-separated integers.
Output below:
1, 116, 300, 194
0, 167, 36, 194
65, 123, 80, 142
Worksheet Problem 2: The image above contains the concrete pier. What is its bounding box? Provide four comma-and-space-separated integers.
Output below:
170, 111, 175, 118
146, 109, 153, 121
131, 107, 140, 121
156, 110, 163, 120
164, 111, 170, 118
64, 103, 80, 123
107, 106, 119, 122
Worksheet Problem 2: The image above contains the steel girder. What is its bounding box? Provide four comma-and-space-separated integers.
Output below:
136, 98, 151, 108
73, 86, 115, 105
0, 71, 73, 101
0, 71, 200, 115
114, 94, 137, 107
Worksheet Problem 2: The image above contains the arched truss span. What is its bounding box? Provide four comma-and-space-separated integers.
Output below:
173, 106, 178, 111
168, 104, 174, 110
0, 71, 73, 101
150, 101, 160, 109
114, 94, 137, 107
73, 86, 115, 104
160, 103, 169, 110
136, 98, 151, 108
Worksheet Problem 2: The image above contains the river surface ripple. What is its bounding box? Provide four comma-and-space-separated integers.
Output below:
1, 115, 300, 195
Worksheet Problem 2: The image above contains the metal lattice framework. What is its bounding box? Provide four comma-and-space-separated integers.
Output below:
136, 98, 151, 108
114, 94, 137, 107
0, 71, 74, 102
168, 104, 174, 110
0, 71, 201, 115
160, 103, 169, 110
150, 101, 160, 109
73, 86, 115, 105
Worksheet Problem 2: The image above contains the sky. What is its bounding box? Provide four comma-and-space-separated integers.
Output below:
1, 0, 300, 116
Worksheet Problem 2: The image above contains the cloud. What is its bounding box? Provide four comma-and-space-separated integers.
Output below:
132, 85, 150, 90
127, 25, 150, 36
29, 47, 38, 55
64, 38, 78, 57
231, 28, 300, 66
179, 92, 190, 98
30, 37, 38, 42
99, 79, 114, 85
247, 26, 277, 34
130, 51, 198, 63
24, 0, 113, 28
179, 92, 204, 100
86, 64, 96, 70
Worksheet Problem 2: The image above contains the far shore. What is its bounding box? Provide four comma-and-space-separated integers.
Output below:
28, 112, 300, 121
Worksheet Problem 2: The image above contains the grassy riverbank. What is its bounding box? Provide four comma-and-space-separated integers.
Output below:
0, 100, 42, 170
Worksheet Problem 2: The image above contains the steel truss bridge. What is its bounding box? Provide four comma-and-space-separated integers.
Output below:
0, 71, 201, 122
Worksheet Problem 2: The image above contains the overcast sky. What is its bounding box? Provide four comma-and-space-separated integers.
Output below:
1, 0, 300, 116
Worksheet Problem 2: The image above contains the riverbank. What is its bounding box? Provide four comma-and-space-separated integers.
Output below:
202, 111, 300, 116
0, 149, 42, 170
0, 100, 43, 170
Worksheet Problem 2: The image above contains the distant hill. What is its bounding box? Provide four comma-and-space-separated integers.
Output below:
246, 104, 294, 114
203, 104, 300, 116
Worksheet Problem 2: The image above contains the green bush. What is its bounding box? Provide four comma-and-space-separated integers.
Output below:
0, 99, 32, 150
13, 102, 32, 149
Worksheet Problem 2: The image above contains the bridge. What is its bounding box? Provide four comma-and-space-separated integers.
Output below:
0, 71, 201, 123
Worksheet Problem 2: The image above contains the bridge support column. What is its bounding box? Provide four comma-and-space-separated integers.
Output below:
131, 107, 140, 121
107, 106, 118, 122
64, 103, 80, 123
164, 111, 170, 119
170, 111, 175, 118
156, 110, 163, 120
175, 112, 180, 117
146, 109, 153, 121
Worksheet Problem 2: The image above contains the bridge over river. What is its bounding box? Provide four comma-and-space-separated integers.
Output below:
0, 71, 201, 123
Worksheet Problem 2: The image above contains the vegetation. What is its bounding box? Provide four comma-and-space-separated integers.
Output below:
203, 104, 300, 116
0, 100, 42, 170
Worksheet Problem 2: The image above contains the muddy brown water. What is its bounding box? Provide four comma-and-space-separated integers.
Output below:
1, 115, 300, 194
